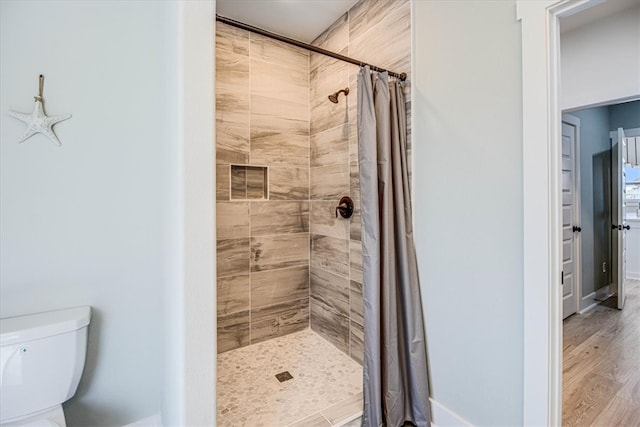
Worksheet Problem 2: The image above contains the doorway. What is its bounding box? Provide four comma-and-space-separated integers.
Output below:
560, 101, 640, 424
561, 103, 640, 317
518, 0, 640, 424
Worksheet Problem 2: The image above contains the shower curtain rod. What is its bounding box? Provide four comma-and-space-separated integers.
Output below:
216, 14, 407, 81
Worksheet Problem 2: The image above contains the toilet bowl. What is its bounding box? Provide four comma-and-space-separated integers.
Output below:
0, 307, 91, 427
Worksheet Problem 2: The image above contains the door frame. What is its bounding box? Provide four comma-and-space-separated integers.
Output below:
517, 0, 623, 425
562, 113, 582, 317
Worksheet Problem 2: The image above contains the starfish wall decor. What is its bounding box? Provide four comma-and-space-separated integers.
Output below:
8, 75, 71, 146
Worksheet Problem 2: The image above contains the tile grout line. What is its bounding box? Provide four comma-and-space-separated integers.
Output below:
248, 28, 253, 346
347, 6, 352, 360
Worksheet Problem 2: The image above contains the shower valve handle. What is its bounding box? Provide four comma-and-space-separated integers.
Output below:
335, 196, 354, 219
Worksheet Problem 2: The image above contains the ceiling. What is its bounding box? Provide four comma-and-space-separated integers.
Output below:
561, 0, 640, 33
216, 0, 359, 43
217, 0, 640, 44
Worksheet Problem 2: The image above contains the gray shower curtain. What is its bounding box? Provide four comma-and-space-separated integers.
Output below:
357, 66, 431, 427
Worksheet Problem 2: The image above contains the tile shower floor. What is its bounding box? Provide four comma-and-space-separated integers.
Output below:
217, 329, 363, 427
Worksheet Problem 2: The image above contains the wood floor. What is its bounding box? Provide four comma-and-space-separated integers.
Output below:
563, 279, 640, 426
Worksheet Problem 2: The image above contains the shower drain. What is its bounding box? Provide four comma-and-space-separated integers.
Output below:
275, 371, 293, 382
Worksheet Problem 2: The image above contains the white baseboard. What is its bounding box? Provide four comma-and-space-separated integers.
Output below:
430, 398, 472, 426
579, 300, 599, 314
579, 291, 597, 313
627, 273, 640, 280
594, 284, 613, 301
122, 414, 162, 427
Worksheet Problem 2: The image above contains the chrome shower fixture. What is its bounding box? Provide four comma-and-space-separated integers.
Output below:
328, 87, 349, 104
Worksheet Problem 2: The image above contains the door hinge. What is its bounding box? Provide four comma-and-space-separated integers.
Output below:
561, 271, 564, 285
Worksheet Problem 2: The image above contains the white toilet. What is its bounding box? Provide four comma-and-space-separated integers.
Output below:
0, 307, 91, 427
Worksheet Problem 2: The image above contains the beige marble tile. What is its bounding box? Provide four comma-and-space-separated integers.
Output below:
348, 0, 408, 43
349, 113, 360, 185
310, 54, 349, 104
347, 89, 358, 160
349, 4, 411, 77
230, 165, 246, 199
310, 298, 350, 354
311, 124, 349, 168
217, 274, 250, 316
310, 266, 350, 318
217, 310, 250, 353
250, 32, 309, 70
216, 53, 250, 126
252, 95, 309, 137
216, 201, 249, 239
349, 241, 363, 284
321, 392, 363, 426
251, 233, 309, 272
270, 166, 309, 200
311, 234, 349, 277
310, 94, 349, 136
349, 209, 361, 242
217, 238, 250, 277
349, 160, 360, 201
250, 130, 309, 167
251, 298, 309, 344
251, 201, 309, 236
217, 329, 362, 427
251, 59, 309, 104
246, 166, 268, 199
309, 200, 350, 241
349, 280, 363, 327
216, 122, 249, 164
216, 163, 230, 201
350, 320, 364, 365
251, 266, 310, 309
288, 413, 331, 427
216, 22, 249, 56
311, 163, 349, 201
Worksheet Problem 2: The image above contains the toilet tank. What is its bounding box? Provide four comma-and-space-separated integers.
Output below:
0, 307, 91, 424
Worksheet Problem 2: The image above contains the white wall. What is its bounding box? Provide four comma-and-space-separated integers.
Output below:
413, 1, 525, 425
561, 4, 640, 111
0, 1, 179, 425
627, 220, 640, 279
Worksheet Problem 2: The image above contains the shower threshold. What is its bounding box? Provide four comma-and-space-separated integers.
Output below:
217, 328, 363, 427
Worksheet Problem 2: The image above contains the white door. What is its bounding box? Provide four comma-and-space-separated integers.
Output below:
562, 117, 580, 319
613, 127, 628, 309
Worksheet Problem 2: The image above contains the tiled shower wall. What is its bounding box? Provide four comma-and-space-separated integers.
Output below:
215, 0, 411, 361
308, 0, 411, 364
216, 22, 311, 353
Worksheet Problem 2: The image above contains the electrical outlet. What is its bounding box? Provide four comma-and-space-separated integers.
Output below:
602, 262, 607, 273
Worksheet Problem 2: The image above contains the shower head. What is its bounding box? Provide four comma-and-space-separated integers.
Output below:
328, 87, 350, 104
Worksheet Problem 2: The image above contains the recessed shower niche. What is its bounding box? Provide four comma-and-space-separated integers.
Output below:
230, 164, 268, 200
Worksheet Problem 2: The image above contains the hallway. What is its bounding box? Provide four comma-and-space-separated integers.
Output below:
563, 279, 640, 426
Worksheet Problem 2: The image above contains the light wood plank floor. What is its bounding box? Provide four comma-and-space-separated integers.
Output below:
563, 279, 640, 427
